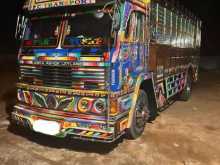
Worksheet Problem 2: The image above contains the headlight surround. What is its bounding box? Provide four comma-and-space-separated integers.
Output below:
92, 99, 106, 114
77, 98, 93, 113
77, 98, 106, 115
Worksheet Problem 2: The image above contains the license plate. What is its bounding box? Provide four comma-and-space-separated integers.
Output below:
33, 120, 60, 136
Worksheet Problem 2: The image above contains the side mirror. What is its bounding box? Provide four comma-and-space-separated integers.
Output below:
15, 15, 28, 40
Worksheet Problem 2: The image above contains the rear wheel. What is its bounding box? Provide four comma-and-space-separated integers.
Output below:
126, 90, 150, 139
178, 73, 192, 101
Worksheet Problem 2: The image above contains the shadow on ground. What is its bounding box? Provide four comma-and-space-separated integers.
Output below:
1, 86, 17, 118
8, 124, 125, 154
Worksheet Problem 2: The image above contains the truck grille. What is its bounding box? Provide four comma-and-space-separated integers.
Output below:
42, 66, 72, 88
20, 65, 41, 84
20, 65, 106, 90
72, 67, 106, 90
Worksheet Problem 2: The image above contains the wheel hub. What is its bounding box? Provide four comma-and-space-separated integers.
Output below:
135, 102, 149, 128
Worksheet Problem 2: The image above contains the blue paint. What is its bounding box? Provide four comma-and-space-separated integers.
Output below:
110, 60, 120, 92
67, 37, 81, 46
90, 48, 100, 54
34, 49, 68, 57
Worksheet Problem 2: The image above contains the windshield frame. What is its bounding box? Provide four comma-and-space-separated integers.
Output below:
22, 15, 62, 49
61, 9, 114, 49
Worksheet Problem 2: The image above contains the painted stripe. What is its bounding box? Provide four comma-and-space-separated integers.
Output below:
80, 57, 102, 62
72, 68, 105, 72
72, 75, 104, 79
21, 56, 35, 60
72, 72, 104, 75
17, 83, 109, 96
15, 104, 108, 122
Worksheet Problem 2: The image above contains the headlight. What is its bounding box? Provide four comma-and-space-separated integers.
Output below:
92, 99, 106, 114
77, 98, 106, 115
78, 98, 93, 113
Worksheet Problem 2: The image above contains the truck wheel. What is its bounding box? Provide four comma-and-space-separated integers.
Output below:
178, 73, 192, 101
126, 90, 150, 139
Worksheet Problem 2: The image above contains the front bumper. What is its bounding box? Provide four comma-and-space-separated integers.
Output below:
12, 104, 119, 143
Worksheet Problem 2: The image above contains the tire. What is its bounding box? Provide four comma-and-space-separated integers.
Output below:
126, 90, 150, 139
178, 73, 192, 101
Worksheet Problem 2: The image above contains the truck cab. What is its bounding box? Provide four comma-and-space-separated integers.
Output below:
13, 0, 152, 142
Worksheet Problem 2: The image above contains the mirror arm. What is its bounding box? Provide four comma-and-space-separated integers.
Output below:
15, 15, 21, 39
21, 19, 28, 39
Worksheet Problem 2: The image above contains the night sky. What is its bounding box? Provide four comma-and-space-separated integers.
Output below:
0, 0, 219, 56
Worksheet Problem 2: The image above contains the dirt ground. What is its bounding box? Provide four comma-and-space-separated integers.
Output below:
0, 69, 220, 165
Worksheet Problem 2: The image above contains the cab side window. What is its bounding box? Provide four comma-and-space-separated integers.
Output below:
125, 12, 136, 41
136, 12, 146, 42
125, 12, 146, 42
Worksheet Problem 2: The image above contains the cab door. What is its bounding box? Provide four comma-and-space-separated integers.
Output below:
110, 5, 149, 91
120, 11, 148, 90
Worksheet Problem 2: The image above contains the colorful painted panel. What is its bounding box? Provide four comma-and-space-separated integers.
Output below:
12, 111, 115, 142
19, 48, 109, 90
165, 72, 186, 98
17, 89, 107, 115
110, 1, 148, 92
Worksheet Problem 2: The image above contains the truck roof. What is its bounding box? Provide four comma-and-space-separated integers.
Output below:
23, 0, 116, 11
23, 0, 150, 11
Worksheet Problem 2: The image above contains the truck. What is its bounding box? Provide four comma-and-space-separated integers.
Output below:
12, 0, 201, 142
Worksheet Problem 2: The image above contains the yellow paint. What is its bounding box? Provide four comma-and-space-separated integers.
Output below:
12, 112, 34, 125
80, 57, 101, 62
120, 31, 126, 42
63, 122, 77, 129
110, 99, 118, 115
86, 131, 94, 136
127, 75, 144, 128
135, 0, 151, 4
42, 57, 71, 61
78, 97, 94, 113
67, 98, 75, 112
119, 118, 128, 132
23, 91, 30, 104
17, 83, 109, 97
144, 0, 151, 4
21, 56, 35, 60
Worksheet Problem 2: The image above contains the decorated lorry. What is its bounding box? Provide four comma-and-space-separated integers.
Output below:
13, 0, 201, 142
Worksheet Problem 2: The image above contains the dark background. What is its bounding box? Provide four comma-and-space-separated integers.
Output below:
179, 0, 219, 57
0, 0, 219, 56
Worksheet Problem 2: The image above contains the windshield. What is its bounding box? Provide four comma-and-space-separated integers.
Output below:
23, 17, 61, 47
63, 12, 112, 47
